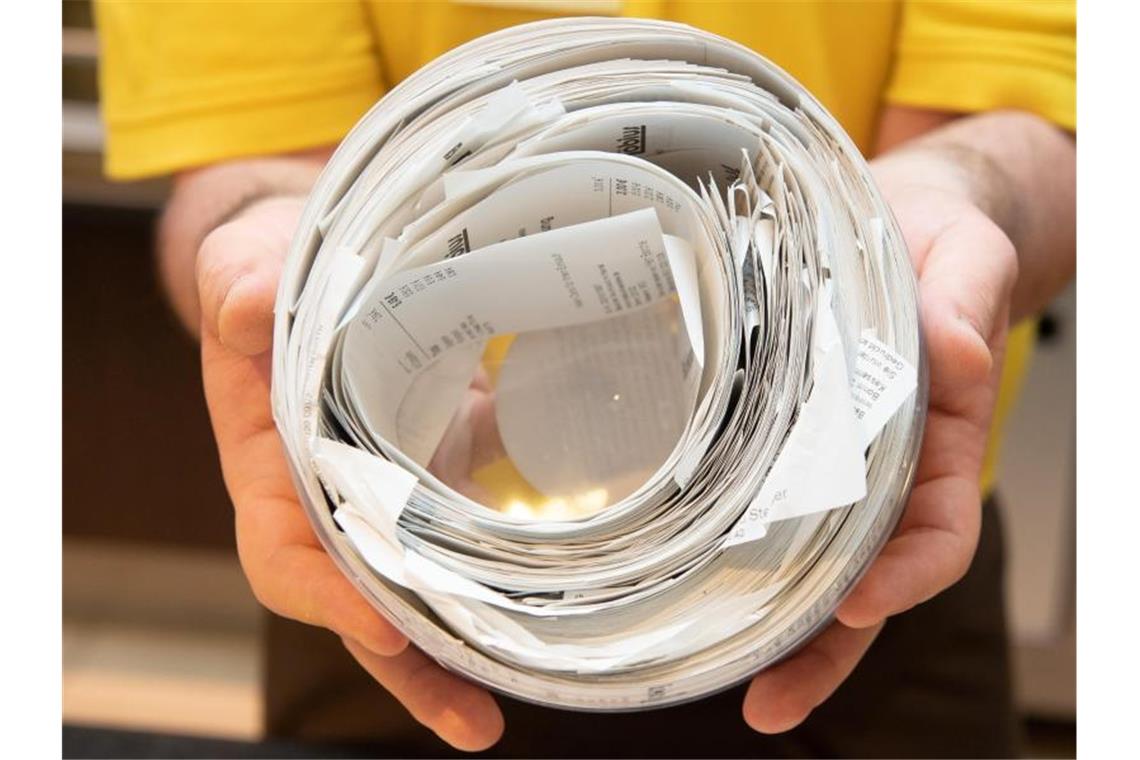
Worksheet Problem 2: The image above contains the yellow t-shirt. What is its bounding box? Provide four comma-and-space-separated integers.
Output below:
94, 0, 1074, 494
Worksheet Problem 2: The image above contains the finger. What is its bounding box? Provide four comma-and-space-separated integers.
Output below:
200, 337, 409, 657
916, 213, 1017, 406
836, 450, 981, 628
242, 529, 410, 657
220, 423, 410, 657
835, 372, 994, 627
343, 637, 504, 752
467, 388, 505, 471
832, 213, 1012, 628
196, 196, 303, 355
743, 621, 883, 734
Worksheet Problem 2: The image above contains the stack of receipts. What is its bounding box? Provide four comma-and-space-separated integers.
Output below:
272, 17, 927, 710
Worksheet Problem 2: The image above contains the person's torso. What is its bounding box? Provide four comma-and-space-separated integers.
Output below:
367, 0, 900, 153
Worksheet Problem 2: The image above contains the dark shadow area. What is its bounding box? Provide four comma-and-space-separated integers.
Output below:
63, 725, 399, 760
63, 203, 233, 549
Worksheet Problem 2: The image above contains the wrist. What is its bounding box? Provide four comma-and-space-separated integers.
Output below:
871, 141, 1015, 236
158, 152, 330, 337
871, 110, 1074, 321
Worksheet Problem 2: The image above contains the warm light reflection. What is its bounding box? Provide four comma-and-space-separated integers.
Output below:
503, 488, 610, 520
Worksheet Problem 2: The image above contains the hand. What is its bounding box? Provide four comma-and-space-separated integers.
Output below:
427, 367, 507, 504
196, 195, 504, 751
742, 176, 1017, 732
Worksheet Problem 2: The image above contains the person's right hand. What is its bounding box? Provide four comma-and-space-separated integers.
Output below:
196, 194, 505, 751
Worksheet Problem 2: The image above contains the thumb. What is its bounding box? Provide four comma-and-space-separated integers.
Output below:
916, 212, 1017, 406
197, 196, 304, 356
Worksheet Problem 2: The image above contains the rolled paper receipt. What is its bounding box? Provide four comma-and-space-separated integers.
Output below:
272, 17, 927, 710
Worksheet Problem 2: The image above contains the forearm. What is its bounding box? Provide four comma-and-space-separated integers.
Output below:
872, 110, 1075, 322
157, 148, 333, 336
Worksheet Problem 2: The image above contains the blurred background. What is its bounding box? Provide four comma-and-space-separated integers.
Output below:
61, 2, 1075, 757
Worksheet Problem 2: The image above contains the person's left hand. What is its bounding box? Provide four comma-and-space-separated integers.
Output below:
742, 168, 1018, 732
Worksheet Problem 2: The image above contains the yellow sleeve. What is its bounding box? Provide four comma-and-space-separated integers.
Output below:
885, 0, 1075, 130
94, 1, 385, 180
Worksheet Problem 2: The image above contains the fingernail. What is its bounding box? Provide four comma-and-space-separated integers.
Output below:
217, 275, 274, 355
